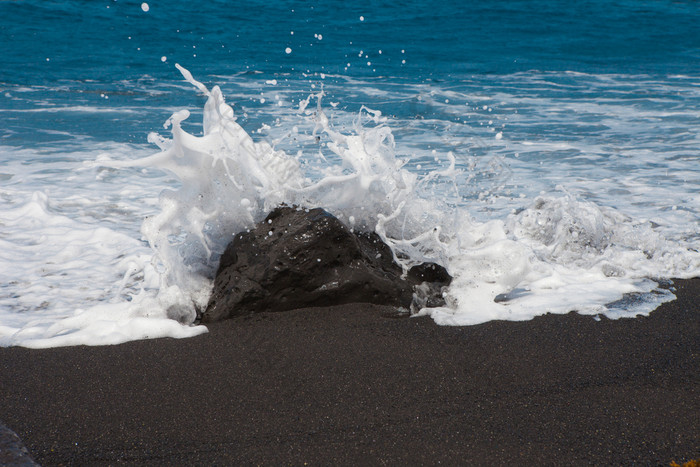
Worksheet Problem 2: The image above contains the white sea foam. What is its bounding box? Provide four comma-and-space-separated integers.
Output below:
0, 189, 207, 348
2, 68, 699, 348
104, 67, 700, 328
0, 143, 208, 348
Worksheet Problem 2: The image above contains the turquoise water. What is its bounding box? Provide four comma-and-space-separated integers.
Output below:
1, 1, 699, 347
2, 0, 699, 144
4, 0, 699, 79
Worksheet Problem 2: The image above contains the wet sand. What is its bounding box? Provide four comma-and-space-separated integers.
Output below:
1, 278, 698, 465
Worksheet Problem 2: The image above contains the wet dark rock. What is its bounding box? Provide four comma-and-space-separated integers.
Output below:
200, 206, 451, 323
407, 262, 453, 309
407, 262, 452, 284
0, 422, 39, 466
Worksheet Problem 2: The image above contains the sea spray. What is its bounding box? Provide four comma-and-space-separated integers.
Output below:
106, 66, 459, 322
3, 67, 700, 349
123, 67, 306, 321
117, 66, 699, 327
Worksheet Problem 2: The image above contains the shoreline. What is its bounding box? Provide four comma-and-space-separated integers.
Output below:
1, 278, 698, 465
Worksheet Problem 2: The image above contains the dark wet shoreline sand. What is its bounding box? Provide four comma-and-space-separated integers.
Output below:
1, 278, 698, 465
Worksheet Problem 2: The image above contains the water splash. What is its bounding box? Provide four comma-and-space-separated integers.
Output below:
105, 66, 460, 322
119, 66, 699, 326
4, 67, 699, 348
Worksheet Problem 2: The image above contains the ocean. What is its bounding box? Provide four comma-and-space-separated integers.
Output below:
1, 0, 699, 348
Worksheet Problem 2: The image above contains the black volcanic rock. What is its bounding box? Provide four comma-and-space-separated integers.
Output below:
407, 262, 453, 309
201, 206, 451, 323
0, 423, 39, 466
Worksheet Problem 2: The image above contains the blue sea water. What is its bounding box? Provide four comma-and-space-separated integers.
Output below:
1, 0, 699, 347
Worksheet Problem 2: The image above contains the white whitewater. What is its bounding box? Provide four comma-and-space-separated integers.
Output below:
1, 67, 698, 348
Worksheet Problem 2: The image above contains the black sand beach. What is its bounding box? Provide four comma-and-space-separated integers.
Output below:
2, 279, 698, 466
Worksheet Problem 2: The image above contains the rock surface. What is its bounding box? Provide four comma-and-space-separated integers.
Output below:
0, 423, 39, 466
201, 206, 450, 322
